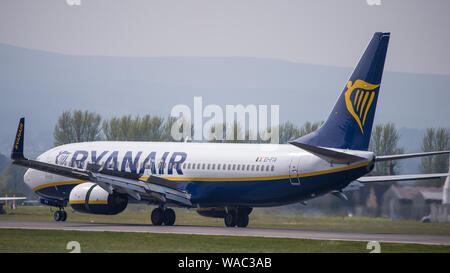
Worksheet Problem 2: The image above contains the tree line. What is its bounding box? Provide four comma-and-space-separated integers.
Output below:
369, 123, 449, 176
54, 110, 177, 146
53, 110, 325, 145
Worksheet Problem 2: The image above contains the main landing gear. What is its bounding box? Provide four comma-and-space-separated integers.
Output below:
224, 207, 252, 228
54, 209, 67, 222
151, 206, 176, 226
52, 200, 67, 222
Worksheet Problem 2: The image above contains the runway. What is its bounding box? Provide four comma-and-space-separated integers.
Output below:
1, 219, 450, 246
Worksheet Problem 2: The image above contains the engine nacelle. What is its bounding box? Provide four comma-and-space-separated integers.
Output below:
69, 182, 128, 215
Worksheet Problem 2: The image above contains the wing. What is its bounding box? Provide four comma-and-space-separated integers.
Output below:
357, 173, 450, 183
10, 118, 192, 207
375, 150, 450, 162
0, 197, 26, 201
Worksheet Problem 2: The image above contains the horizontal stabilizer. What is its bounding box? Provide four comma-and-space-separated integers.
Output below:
357, 173, 449, 183
375, 150, 450, 162
288, 141, 366, 164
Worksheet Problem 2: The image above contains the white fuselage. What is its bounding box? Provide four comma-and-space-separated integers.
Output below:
25, 141, 373, 207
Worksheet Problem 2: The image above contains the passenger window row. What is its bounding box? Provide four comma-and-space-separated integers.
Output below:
71, 160, 276, 173
180, 162, 275, 172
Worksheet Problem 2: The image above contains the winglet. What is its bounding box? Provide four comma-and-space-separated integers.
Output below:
11, 118, 26, 161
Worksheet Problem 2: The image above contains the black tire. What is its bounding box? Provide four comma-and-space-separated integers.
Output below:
54, 211, 61, 221
224, 212, 236, 227
163, 208, 176, 226
60, 211, 67, 222
151, 207, 164, 226
236, 213, 249, 228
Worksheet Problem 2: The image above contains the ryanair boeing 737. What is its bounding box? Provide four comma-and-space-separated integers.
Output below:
10, 32, 450, 227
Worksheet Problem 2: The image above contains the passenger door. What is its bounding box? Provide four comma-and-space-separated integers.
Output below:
289, 154, 301, 185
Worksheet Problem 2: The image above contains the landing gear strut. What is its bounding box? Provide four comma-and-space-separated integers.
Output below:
151, 206, 176, 226
224, 207, 252, 228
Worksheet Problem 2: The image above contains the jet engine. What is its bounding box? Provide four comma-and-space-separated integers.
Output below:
69, 182, 128, 215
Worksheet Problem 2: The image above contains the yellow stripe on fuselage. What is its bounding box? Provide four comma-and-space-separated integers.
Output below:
156, 161, 370, 182
33, 180, 85, 192
69, 200, 108, 205
33, 161, 370, 192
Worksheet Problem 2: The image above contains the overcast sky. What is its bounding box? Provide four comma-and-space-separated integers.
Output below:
1, 0, 450, 75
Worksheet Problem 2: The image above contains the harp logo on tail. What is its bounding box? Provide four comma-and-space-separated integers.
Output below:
344, 79, 380, 134
14, 122, 23, 150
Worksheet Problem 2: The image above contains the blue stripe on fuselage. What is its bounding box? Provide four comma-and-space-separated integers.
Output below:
34, 165, 367, 207
177, 164, 367, 206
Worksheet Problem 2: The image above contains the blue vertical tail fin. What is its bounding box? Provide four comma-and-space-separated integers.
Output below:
293, 32, 390, 151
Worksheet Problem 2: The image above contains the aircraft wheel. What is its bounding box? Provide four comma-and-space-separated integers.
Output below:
224, 212, 236, 227
236, 213, 249, 228
163, 208, 176, 226
54, 211, 62, 221
151, 207, 164, 226
60, 211, 67, 222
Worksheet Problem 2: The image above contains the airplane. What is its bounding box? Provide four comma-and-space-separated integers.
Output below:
10, 32, 450, 227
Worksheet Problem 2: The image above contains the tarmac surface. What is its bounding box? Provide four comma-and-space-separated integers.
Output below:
1, 219, 450, 246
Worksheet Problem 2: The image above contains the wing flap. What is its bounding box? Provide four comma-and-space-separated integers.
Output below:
146, 175, 180, 190
91, 172, 192, 206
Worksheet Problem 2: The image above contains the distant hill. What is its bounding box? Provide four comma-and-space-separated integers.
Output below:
0, 153, 9, 173
0, 43, 449, 166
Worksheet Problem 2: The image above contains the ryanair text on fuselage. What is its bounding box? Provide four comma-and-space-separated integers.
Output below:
57, 150, 187, 175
